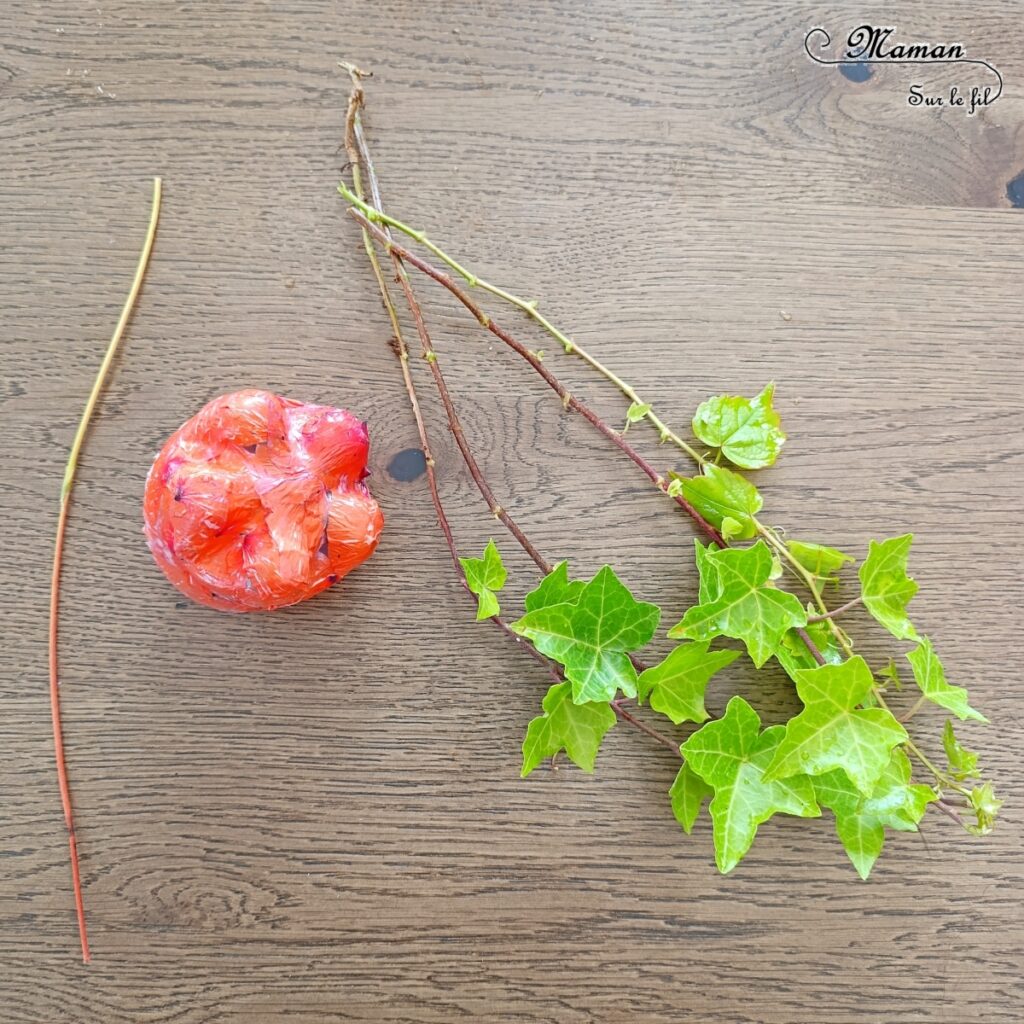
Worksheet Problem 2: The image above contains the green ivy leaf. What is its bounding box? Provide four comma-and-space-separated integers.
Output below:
942, 720, 980, 781
692, 541, 719, 604
681, 696, 820, 873
637, 641, 740, 725
521, 681, 617, 777
668, 540, 807, 668
674, 464, 763, 541
625, 401, 651, 425
774, 619, 845, 681
787, 540, 854, 585
524, 560, 585, 613
906, 637, 987, 723
876, 658, 903, 692
512, 565, 660, 703
459, 539, 507, 620
764, 656, 908, 794
966, 782, 1002, 836
691, 383, 786, 469
669, 762, 713, 834
813, 748, 936, 879
720, 516, 745, 542
858, 535, 919, 641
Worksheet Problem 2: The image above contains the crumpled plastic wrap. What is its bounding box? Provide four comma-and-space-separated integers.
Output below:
143, 389, 383, 612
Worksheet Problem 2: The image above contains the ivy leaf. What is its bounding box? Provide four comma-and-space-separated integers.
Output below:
691, 383, 786, 469
774, 619, 844, 681
876, 658, 903, 691
524, 560, 585, 613
625, 401, 651, 427
787, 540, 854, 585
966, 782, 1002, 836
764, 656, 908, 794
674, 464, 762, 541
906, 637, 987, 723
858, 535, 919, 641
681, 696, 820, 873
720, 516, 746, 542
668, 540, 807, 667
670, 762, 713, 834
521, 682, 617, 777
637, 641, 740, 724
942, 720, 980, 781
512, 565, 660, 703
813, 748, 936, 879
692, 540, 720, 604
459, 539, 507, 621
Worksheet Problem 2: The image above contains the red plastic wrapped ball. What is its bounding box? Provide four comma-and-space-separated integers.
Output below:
143, 389, 384, 612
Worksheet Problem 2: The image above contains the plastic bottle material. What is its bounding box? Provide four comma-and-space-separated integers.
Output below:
144, 389, 383, 612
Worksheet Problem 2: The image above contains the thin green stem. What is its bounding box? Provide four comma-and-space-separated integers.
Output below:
805, 596, 863, 623
900, 695, 928, 722
337, 183, 707, 464
61, 182, 162, 502
756, 523, 855, 658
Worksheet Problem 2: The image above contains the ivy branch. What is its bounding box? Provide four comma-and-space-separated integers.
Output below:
338, 65, 999, 877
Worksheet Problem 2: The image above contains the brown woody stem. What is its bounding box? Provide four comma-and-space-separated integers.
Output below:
341, 63, 676, 756
341, 64, 553, 674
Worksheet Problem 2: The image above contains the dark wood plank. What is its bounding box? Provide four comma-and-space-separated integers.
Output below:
2, 2, 1022, 1021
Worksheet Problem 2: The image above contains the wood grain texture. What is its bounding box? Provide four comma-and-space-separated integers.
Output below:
2, 2, 1022, 1021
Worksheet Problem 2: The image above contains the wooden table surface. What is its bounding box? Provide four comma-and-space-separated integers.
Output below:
3, 3, 1022, 1021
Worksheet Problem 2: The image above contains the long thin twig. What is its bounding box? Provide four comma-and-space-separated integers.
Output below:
50, 177, 162, 963
337, 184, 708, 465
349, 210, 726, 549
341, 64, 677, 755
340, 65, 551, 675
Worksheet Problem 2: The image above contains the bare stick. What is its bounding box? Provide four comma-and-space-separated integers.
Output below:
50, 177, 162, 962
